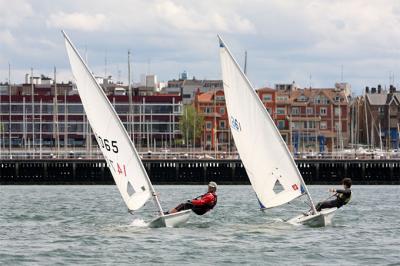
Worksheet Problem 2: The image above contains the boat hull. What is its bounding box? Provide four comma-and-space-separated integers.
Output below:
287, 207, 337, 227
148, 210, 192, 228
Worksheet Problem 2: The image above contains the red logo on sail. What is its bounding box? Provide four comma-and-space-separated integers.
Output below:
292, 184, 299, 191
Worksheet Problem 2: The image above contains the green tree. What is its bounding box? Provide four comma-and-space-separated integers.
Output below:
179, 105, 204, 147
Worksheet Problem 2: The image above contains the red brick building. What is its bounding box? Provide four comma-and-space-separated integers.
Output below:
193, 89, 230, 151
257, 83, 350, 152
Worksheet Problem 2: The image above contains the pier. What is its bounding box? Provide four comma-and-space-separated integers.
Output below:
1, 159, 399, 185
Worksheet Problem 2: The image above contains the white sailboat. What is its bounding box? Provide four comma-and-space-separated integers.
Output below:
62, 31, 191, 228
218, 35, 336, 227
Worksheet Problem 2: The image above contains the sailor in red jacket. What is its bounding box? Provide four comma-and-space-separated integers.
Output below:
165, 181, 218, 215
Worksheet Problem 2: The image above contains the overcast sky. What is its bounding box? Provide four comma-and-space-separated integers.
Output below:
2, 0, 400, 94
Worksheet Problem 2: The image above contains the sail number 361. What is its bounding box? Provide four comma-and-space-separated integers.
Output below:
98, 136, 119, 153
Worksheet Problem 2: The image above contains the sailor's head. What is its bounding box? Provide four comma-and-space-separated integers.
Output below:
342, 178, 352, 188
208, 181, 217, 192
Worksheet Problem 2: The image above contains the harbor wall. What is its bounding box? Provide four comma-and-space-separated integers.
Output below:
1, 159, 399, 185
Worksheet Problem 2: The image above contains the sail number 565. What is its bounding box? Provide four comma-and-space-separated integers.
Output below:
98, 136, 119, 153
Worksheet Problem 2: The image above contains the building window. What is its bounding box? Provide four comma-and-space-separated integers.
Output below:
291, 107, 300, 115
220, 107, 225, 114
320, 107, 327, 116
334, 107, 341, 116
206, 121, 212, 130
204, 107, 212, 113
219, 120, 226, 129
335, 96, 340, 102
263, 94, 272, 102
306, 107, 313, 115
335, 122, 340, 130
277, 96, 288, 101
215, 95, 225, 101
306, 121, 315, 129
320, 121, 327, 129
277, 120, 285, 129
277, 107, 286, 115
298, 95, 308, 102
292, 122, 302, 129
315, 96, 328, 104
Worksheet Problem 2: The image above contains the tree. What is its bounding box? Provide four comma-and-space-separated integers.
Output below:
179, 105, 204, 147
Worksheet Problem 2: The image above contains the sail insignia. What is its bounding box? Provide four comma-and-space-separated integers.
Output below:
273, 179, 285, 194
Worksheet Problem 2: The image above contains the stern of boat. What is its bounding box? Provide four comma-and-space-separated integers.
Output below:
287, 207, 337, 227
148, 210, 192, 228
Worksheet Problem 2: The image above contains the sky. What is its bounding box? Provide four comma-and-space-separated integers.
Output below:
2, 0, 400, 95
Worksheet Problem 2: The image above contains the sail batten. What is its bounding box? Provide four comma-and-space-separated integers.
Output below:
219, 35, 309, 208
63, 31, 156, 211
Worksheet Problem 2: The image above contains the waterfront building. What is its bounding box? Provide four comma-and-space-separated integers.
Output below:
357, 85, 400, 149
193, 89, 230, 152
257, 83, 350, 152
0, 75, 183, 157
163, 73, 223, 104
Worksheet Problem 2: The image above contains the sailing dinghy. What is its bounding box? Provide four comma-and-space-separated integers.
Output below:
218, 35, 336, 227
63, 31, 191, 228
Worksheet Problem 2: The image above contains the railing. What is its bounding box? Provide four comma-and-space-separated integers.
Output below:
0, 147, 399, 160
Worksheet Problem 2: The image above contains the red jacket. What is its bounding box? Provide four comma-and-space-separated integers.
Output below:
191, 192, 217, 207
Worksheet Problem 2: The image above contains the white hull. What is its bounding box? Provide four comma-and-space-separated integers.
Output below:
148, 210, 192, 228
287, 208, 337, 227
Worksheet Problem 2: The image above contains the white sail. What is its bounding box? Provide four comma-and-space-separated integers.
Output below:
63, 32, 153, 211
219, 36, 305, 208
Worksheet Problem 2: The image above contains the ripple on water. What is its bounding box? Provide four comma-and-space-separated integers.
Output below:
1, 185, 400, 265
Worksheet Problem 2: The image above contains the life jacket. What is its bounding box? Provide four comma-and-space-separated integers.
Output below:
207, 193, 217, 210
337, 189, 351, 205
191, 193, 217, 215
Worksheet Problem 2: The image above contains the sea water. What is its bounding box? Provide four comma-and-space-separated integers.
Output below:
1, 185, 399, 265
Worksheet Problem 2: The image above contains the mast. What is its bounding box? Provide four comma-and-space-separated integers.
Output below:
331, 104, 335, 154
364, 93, 369, 148
8, 63, 11, 157
379, 122, 383, 151
39, 99, 42, 159
388, 101, 391, 150
128, 50, 133, 141
64, 90, 67, 156
23, 97, 26, 152
214, 84, 217, 158
339, 98, 343, 151
54, 66, 60, 157
31, 68, 35, 158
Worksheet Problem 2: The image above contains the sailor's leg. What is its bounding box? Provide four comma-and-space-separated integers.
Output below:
317, 199, 338, 211
167, 202, 193, 214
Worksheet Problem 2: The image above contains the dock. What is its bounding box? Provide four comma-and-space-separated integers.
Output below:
1, 159, 399, 185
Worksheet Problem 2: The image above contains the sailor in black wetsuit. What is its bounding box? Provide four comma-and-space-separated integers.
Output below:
316, 178, 352, 211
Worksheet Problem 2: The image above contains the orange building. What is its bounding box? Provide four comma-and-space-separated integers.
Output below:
193, 89, 230, 151
257, 87, 276, 117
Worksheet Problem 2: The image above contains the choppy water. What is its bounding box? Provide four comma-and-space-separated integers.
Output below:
1, 185, 399, 265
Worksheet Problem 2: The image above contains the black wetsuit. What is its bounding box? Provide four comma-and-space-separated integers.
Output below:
316, 188, 351, 211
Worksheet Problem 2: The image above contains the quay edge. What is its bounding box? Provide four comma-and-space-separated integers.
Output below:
1, 159, 399, 185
